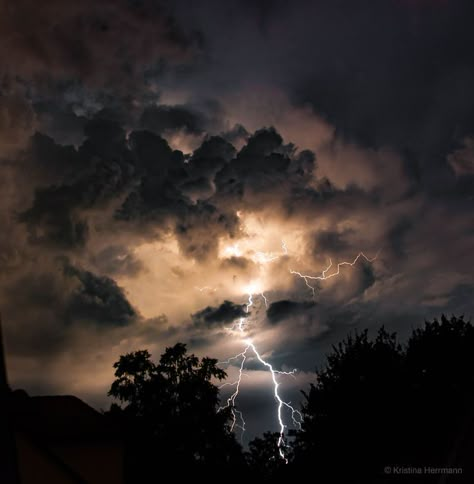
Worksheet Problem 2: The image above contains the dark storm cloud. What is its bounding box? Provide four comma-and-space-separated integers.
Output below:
127, 129, 183, 179
0, 2, 470, 447
19, 120, 134, 248
20, 116, 235, 250
17, 116, 381, 262
166, 0, 474, 198
312, 229, 352, 255
214, 128, 303, 207
266, 300, 315, 325
63, 262, 136, 326
140, 100, 224, 137
288, 0, 474, 160
220, 124, 249, 146
32, 100, 87, 147
387, 219, 413, 258
239, 127, 284, 158
358, 264, 376, 294
192, 300, 247, 328
118, 131, 241, 260
0, 0, 196, 83
140, 104, 205, 135
21, 132, 87, 185
190, 136, 236, 172
21, 122, 309, 260
0, 257, 138, 360
29, 81, 174, 146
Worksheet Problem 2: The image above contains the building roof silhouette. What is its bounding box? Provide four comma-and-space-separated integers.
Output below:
0, 316, 124, 484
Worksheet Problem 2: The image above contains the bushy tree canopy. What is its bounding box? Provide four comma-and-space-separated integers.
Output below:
108, 343, 244, 479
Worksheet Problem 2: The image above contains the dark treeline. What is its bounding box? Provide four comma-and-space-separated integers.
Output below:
106, 315, 474, 483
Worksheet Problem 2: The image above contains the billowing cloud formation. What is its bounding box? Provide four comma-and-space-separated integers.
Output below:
0, 0, 472, 442
18, 123, 317, 258
171, 0, 474, 155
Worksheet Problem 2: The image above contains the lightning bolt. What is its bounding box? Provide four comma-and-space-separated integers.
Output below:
218, 291, 302, 461
219, 347, 249, 435
290, 251, 379, 298
214, 238, 379, 461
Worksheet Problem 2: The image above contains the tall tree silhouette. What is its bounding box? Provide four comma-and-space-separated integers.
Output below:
108, 343, 244, 480
404, 315, 474, 472
292, 315, 474, 483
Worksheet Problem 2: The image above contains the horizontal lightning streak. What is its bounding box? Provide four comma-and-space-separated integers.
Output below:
290, 251, 379, 297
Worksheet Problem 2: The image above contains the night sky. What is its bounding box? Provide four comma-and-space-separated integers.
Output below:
1, 0, 473, 441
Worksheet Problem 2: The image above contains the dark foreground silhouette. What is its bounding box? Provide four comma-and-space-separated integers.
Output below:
105, 315, 473, 483
3, 315, 473, 483
106, 343, 246, 481
288, 314, 474, 483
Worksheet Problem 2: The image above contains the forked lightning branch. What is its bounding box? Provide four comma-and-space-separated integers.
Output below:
212, 240, 379, 461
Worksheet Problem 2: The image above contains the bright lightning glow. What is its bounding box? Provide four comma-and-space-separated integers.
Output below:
216, 230, 379, 461
195, 285, 217, 293
252, 251, 280, 264
242, 280, 264, 296
218, 291, 302, 461
224, 243, 243, 258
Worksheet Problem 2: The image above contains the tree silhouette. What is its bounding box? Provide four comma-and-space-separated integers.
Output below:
291, 315, 474, 482
246, 431, 288, 479
106, 318, 474, 482
404, 315, 474, 471
108, 343, 245, 480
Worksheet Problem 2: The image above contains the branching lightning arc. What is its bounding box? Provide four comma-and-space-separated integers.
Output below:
218, 290, 301, 461
213, 241, 379, 461
290, 250, 380, 298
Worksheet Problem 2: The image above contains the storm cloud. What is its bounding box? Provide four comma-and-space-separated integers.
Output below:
266, 300, 315, 325
0, 0, 472, 443
192, 301, 247, 328
0, 0, 196, 83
